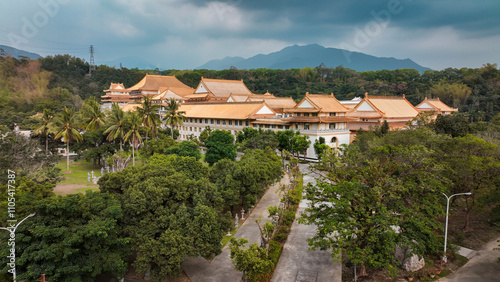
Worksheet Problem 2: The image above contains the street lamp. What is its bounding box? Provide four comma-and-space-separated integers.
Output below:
442, 192, 471, 263
0, 213, 36, 280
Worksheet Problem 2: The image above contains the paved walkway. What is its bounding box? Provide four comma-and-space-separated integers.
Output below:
272, 164, 341, 282
182, 174, 289, 282
438, 235, 500, 282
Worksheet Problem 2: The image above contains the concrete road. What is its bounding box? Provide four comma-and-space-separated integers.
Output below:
272, 163, 341, 282
439, 236, 500, 282
182, 174, 289, 282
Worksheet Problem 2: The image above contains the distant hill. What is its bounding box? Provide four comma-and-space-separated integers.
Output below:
0, 45, 41, 60
197, 44, 431, 72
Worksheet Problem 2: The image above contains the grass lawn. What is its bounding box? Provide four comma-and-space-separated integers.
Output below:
56, 158, 102, 186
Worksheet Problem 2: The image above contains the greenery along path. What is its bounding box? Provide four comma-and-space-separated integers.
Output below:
272, 163, 341, 282
182, 173, 289, 282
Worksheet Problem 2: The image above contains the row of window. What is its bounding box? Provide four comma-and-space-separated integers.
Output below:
181, 122, 342, 133
295, 112, 337, 117
252, 124, 291, 130
186, 118, 249, 127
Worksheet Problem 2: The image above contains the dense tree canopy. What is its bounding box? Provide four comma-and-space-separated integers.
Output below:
205, 129, 237, 165
0, 190, 129, 281
302, 143, 445, 276
98, 154, 229, 280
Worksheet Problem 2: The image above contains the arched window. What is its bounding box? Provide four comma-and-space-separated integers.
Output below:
330, 137, 337, 143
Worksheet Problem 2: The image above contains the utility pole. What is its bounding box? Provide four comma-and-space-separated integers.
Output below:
89, 45, 95, 76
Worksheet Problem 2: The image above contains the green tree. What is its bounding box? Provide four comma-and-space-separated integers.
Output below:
104, 103, 128, 150
52, 107, 83, 172
162, 98, 186, 139
123, 111, 143, 166
33, 108, 55, 154
242, 130, 278, 151
205, 130, 237, 166
72, 128, 118, 168
98, 155, 228, 280
429, 81, 471, 108
313, 138, 330, 159
229, 238, 274, 282
234, 148, 282, 208
301, 144, 445, 276
291, 134, 311, 159
236, 127, 259, 143
276, 129, 299, 165
437, 134, 500, 231
140, 133, 175, 158
210, 159, 240, 211
3, 192, 130, 281
137, 96, 161, 141
199, 126, 212, 144
165, 140, 201, 160
80, 97, 106, 132
433, 113, 473, 137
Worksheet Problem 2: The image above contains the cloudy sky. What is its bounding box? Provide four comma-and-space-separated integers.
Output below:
0, 0, 499, 70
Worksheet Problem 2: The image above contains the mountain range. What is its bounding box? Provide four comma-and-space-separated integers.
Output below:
0, 45, 41, 60
197, 44, 431, 72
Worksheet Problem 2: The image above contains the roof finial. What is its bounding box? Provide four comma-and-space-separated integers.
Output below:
403, 94, 405, 99
365, 92, 368, 97
306, 92, 309, 96
330, 93, 333, 96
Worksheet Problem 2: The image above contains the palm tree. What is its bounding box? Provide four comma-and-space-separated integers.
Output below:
104, 103, 127, 150
137, 96, 160, 141
33, 108, 55, 154
81, 97, 106, 132
163, 98, 186, 139
52, 107, 83, 172
123, 111, 143, 166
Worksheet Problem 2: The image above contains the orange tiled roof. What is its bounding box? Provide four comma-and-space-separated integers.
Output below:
249, 97, 297, 110
285, 93, 348, 113
416, 98, 458, 112
196, 77, 253, 97
152, 87, 195, 101
104, 83, 129, 93
121, 103, 142, 112
228, 94, 251, 102
127, 74, 191, 92
180, 102, 274, 120
348, 94, 419, 119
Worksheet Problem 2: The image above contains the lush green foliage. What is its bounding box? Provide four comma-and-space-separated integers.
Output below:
229, 238, 275, 282
140, 133, 175, 157
205, 129, 237, 165
302, 141, 446, 275
240, 129, 279, 151
98, 154, 229, 280
229, 167, 302, 282
433, 113, 473, 137
165, 140, 202, 160
162, 98, 186, 139
0, 191, 129, 281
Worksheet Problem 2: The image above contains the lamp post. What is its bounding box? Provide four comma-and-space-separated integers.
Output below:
0, 213, 36, 280
442, 192, 471, 263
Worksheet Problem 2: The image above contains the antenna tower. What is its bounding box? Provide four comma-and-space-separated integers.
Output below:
89, 45, 95, 75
